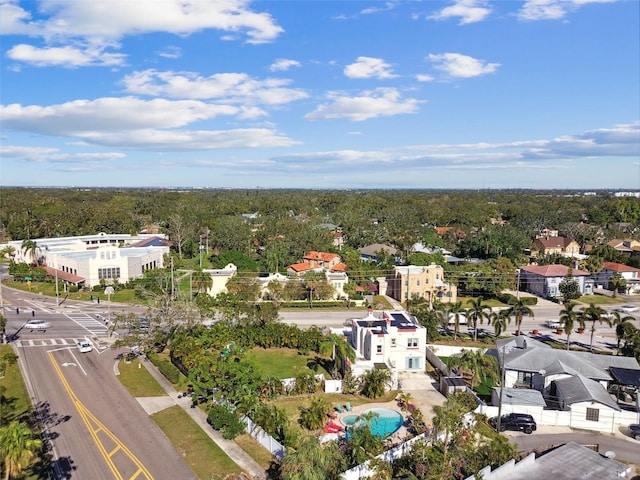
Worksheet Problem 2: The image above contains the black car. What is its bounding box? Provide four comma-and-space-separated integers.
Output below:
489, 413, 537, 434
629, 424, 640, 440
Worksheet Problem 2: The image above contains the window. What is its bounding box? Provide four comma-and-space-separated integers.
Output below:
391, 338, 397, 347
586, 408, 599, 422
407, 338, 418, 348
517, 371, 534, 388
376, 345, 382, 354
98, 267, 120, 279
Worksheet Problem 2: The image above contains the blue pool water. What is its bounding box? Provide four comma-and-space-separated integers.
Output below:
342, 408, 403, 438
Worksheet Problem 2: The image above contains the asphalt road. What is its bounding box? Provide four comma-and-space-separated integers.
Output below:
3, 286, 196, 479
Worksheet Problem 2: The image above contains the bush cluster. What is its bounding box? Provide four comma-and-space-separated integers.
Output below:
207, 403, 246, 439
147, 352, 181, 384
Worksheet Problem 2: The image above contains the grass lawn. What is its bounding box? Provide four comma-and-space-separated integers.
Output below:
0, 344, 32, 421
6, 280, 141, 304
117, 358, 168, 397
234, 434, 275, 470
0, 345, 54, 479
151, 406, 241, 480
245, 347, 330, 380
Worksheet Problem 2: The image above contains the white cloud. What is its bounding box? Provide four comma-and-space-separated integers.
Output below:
517, 0, 615, 21
27, 0, 282, 43
269, 58, 301, 72
157, 46, 182, 59
427, 52, 500, 78
415, 74, 434, 82
304, 87, 420, 122
122, 69, 309, 105
360, 2, 398, 15
344, 57, 397, 79
0, 97, 299, 150
428, 0, 492, 25
6, 43, 126, 67
0, 144, 126, 163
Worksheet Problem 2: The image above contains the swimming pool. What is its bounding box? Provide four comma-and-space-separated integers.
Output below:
342, 408, 403, 438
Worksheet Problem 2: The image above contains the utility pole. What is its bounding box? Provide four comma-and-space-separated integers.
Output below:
496, 345, 506, 433
171, 257, 175, 299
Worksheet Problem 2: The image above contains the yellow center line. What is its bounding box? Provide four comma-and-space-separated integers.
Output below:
47, 351, 154, 479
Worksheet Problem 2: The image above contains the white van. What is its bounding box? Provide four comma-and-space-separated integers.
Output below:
447, 314, 468, 325
545, 319, 564, 329
77, 340, 93, 353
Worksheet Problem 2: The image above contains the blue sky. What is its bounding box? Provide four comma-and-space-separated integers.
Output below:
1, 0, 639, 189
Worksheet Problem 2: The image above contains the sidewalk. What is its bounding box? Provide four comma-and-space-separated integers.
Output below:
136, 358, 267, 480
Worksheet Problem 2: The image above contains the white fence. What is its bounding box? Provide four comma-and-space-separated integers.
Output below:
476, 404, 639, 433
242, 415, 286, 461
427, 344, 485, 357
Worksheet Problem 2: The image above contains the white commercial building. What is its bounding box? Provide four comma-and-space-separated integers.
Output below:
9, 233, 170, 288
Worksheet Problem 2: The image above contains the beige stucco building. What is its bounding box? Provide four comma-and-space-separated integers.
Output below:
385, 264, 457, 305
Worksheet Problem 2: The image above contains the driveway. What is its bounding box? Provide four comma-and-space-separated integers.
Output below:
397, 370, 446, 426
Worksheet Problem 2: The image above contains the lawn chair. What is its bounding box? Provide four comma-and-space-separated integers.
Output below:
335, 404, 344, 413
345, 402, 352, 411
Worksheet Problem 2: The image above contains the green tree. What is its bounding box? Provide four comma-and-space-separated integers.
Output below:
559, 302, 582, 350
0, 315, 6, 343
558, 269, 581, 303
506, 299, 534, 335
0, 350, 18, 377
466, 297, 492, 342
280, 434, 345, 480
298, 396, 329, 431
191, 269, 213, 294
20, 240, 39, 266
360, 367, 392, 399
0, 420, 43, 480
580, 303, 611, 353
610, 273, 627, 297
612, 311, 636, 355
490, 309, 511, 337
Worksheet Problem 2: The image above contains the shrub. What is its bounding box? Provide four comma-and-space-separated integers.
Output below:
207, 404, 246, 439
147, 352, 181, 384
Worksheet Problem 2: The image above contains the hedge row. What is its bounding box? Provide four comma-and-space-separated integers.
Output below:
147, 352, 181, 384
280, 301, 355, 309
496, 292, 537, 306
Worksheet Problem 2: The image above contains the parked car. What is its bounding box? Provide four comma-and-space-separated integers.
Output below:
615, 305, 639, 313
24, 319, 51, 330
489, 413, 537, 434
629, 424, 640, 440
77, 340, 93, 353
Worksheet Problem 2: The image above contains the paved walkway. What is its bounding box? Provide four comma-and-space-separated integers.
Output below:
135, 358, 267, 480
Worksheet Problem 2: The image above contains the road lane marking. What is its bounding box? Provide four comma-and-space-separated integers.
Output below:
47, 351, 154, 480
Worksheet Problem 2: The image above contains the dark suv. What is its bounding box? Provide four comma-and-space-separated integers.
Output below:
489, 413, 537, 434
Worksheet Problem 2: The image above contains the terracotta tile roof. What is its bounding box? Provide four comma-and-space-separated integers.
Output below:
289, 262, 312, 273
331, 263, 347, 272
602, 262, 640, 273
521, 264, 590, 277
44, 266, 85, 284
304, 251, 338, 262
130, 236, 172, 248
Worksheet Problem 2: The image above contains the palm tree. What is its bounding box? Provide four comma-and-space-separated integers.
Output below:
610, 274, 626, 298
319, 334, 356, 378
280, 434, 345, 480
466, 297, 492, 342
611, 311, 636, 355
360, 367, 392, 399
0, 246, 16, 261
507, 299, 534, 335
191, 269, 213, 294
20, 240, 39, 266
0, 420, 43, 480
580, 303, 611, 352
490, 309, 511, 337
559, 302, 583, 351
447, 301, 465, 340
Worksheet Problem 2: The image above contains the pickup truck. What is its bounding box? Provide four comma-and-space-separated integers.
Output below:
545, 319, 564, 329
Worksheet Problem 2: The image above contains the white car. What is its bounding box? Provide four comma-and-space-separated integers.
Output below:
545, 319, 564, 329
77, 340, 93, 353
24, 319, 52, 330
615, 305, 639, 313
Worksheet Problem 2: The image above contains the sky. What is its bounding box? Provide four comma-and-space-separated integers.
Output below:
1, 0, 639, 190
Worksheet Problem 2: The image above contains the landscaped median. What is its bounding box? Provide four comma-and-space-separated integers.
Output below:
116, 357, 242, 479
